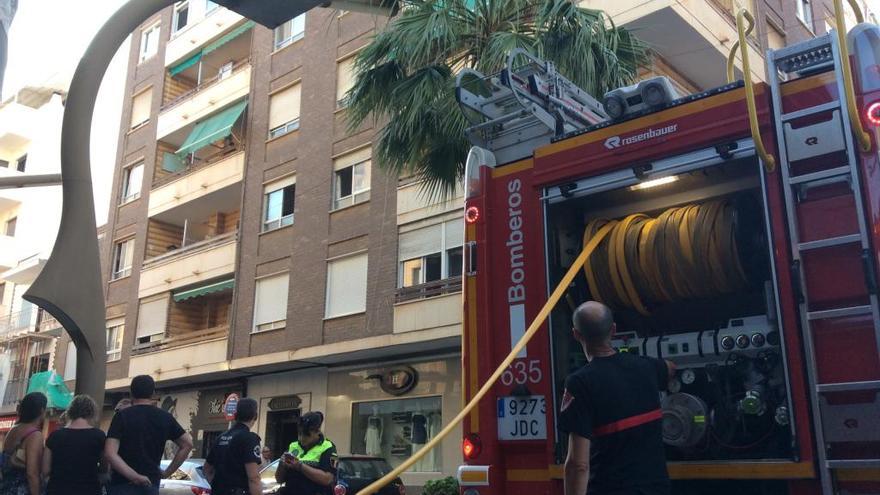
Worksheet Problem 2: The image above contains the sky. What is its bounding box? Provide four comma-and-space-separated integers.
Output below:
5, 0, 130, 226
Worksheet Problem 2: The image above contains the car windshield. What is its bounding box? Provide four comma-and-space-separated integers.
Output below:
338, 459, 393, 479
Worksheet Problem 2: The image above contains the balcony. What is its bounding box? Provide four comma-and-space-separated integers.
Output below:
138, 231, 237, 299
579, 0, 765, 90
149, 149, 245, 217
393, 277, 463, 334
128, 330, 228, 382
157, 63, 251, 140
0, 310, 34, 339
165, 9, 245, 68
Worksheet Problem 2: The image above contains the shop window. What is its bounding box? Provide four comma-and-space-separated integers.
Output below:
268, 83, 301, 139
111, 238, 135, 280
325, 253, 367, 318
263, 176, 296, 231
398, 219, 464, 288
274, 14, 305, 50
332, 147, 371, 210
350, 397, 442, 472
253, 273, 289, 332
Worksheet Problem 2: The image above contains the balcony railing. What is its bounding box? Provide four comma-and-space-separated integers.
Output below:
152, 147, 245, 189
161, 58, 251, 113
395, 276, 463, 304
1, 378, 27, 408
0, 311, 33, 337
144, 230, 237, 266
130, 325, 228, 355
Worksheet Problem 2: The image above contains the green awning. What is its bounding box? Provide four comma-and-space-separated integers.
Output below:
170, 51, 202, 77
26, 371, 72, 410
168, 20, 253, 77
176, 100, 247, 157
173, 278, 235, 302
203, 20, 255, 55
162, 152, 187, 173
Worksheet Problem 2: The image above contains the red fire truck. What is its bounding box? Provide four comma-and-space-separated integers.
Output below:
455, 9, 880, 495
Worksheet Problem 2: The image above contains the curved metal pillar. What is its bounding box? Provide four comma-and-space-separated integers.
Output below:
23, 0, 176, 402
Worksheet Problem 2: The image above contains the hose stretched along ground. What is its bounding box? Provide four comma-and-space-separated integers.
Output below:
356, 222, 615, 495
583, 199, 747, 315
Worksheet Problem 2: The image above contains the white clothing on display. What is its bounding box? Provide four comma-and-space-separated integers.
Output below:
365, 415, 383, 456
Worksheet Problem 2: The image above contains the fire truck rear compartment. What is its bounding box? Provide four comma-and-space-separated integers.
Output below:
545, 153, 795, 462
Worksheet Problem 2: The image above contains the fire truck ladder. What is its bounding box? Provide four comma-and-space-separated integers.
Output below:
455, 48, 607, 165
766, 21, 880, 495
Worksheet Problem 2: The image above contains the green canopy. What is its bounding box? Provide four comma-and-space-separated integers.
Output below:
168, 21, 255, 77
173, 278, 234, 302
26, 371, 72, 410
170, 51, 202, 77
176, 100, 247, 157
162, 152, 187, 173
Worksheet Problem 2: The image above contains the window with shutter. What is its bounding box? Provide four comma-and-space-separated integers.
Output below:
263, 176, 296, 231
253, 273, 289, 332
333, 147, 371, 210
268, 83, 302, 139
325, 253, 368, 317
130, 89, 152, 129
135, 297, 168, 345
336, 56, 356, 108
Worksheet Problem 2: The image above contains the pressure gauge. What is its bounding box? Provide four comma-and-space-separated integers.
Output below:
681, 368, 697, 385
668, 378, 682, 394
735, 334, 750, 349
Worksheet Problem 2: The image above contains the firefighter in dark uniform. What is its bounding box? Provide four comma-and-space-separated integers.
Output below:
204, 398, 263, 495
275, 411, 338, 495
561, 301, 675, 495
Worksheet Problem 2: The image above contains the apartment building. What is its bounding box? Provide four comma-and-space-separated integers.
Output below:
585, 0, 878, 96
0, 82, 66, 434
52, 2, 462, 488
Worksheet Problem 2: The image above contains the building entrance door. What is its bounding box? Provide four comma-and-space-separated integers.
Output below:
266, 408, 300, 458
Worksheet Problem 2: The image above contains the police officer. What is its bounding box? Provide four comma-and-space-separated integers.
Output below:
275, 411, 338, 495
204, 398, 263, 495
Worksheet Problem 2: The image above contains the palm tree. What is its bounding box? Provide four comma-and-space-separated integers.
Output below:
345, 0, 648, 196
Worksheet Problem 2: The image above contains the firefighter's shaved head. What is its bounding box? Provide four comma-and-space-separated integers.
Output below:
572, 301, 614, 344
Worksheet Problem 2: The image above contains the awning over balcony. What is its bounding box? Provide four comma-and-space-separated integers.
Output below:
173, 278, 235, 302
26, 371, 72, 410
176, 100, 247, 157
169, 20, 256, 77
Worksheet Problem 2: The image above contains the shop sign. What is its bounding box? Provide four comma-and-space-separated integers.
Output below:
0, 416, 16, 432
268, 395, 302, 411
379, 366, 418, 396
223, 393, 239, 421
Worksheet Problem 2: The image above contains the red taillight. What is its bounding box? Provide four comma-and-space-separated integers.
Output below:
190, 488, 211, 495
465, 206, 480, 224
462, 433, 482, 459
334, 484, 347, 495
866, 101, 880, 125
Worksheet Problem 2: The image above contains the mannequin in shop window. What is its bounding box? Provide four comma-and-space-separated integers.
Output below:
364, 405, 383, 457
410, 413, 427, 470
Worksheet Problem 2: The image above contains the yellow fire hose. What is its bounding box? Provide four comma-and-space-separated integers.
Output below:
356, 222, 615, 495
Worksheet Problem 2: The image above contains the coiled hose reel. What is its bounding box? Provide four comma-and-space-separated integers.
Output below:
582, 199, 751, 315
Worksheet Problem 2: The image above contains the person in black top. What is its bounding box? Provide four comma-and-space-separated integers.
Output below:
105, 375, 193, 495
204, 397, 263, 495
43, 394, 106, 495
275, 412, 338, 495
561, 302, 675, 495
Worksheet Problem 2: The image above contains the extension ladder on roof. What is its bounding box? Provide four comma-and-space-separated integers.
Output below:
767, 31, 880, 495
455, 48, 607, 165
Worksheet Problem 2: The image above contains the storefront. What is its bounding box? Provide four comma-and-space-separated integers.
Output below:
247, 367, 327, 460
325, 356, 462, 488
156, 383, 243, 458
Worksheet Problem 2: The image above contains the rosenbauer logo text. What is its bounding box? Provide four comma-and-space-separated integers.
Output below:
603, 124, 678, 150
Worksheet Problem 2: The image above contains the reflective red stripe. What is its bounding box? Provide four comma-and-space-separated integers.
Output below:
592, 408, 663, 437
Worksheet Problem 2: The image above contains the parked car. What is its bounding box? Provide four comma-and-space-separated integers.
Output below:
160, 459, 211, 495
259, 455, 405, 495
